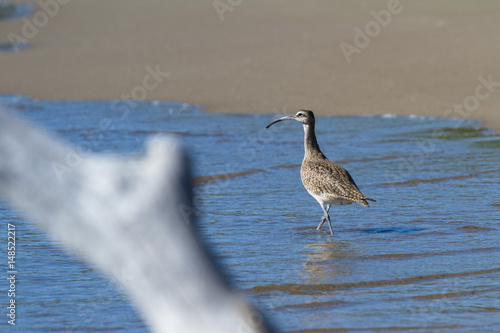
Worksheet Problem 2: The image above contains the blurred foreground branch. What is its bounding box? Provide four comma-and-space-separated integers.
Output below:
0, 107, 271, 333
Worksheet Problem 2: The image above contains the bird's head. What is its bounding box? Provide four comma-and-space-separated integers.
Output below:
266, 109, 315, 128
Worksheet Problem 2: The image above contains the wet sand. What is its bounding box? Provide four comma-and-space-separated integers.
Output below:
1, 0, 500, 130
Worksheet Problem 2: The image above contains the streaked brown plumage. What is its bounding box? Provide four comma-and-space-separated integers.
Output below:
266, 109, 375, 235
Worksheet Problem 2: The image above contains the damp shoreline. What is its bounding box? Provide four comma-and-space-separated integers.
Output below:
1, 0, 500, 132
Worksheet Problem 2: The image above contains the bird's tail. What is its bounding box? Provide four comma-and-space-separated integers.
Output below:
360, 197, 376, 207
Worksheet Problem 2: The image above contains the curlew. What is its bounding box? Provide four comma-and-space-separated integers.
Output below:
266, 109, 375, 235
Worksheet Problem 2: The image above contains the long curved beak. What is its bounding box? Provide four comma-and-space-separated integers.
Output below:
266, 115, 295, 128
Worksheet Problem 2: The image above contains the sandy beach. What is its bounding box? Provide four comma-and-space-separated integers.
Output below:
1, 0, 499, 129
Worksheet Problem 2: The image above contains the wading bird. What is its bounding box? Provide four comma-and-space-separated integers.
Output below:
266, 109, 375, 235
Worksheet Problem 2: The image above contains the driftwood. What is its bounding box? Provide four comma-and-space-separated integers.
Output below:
0, 107, 271, 333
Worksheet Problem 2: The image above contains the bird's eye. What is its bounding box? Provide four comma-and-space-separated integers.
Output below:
297, 113, 304, 117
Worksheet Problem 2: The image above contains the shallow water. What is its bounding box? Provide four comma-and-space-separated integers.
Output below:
0, 95, 499, 332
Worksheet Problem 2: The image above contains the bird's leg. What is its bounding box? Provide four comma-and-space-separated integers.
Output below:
317, 216, 326, 230
317, 204, 332, 233
326, 206, 333, 236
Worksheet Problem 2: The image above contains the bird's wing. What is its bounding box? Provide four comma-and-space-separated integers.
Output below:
302, 160, 368, 202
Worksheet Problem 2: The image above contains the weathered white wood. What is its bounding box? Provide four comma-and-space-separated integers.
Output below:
0, 107, 271, 333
